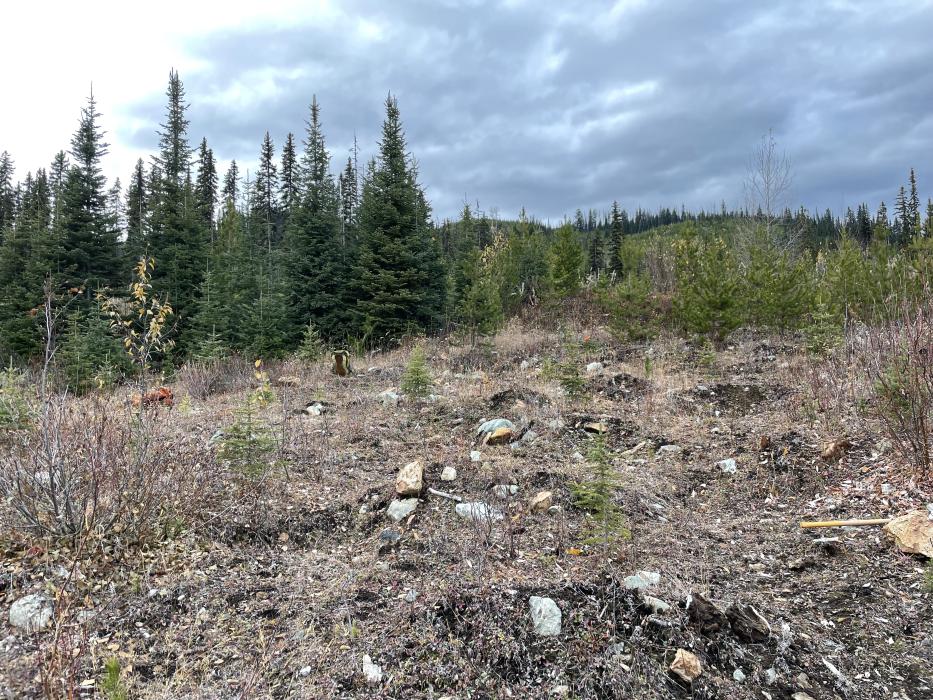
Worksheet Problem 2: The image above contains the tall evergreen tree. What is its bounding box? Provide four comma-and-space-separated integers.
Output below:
907, 168, 921, 239
60, 90, 120, 293
894, 185, 909, 244
337, 138, 359, 249
352, 95, 445, 344
284, 96, 348, 341
0, 170, 54, 358
0, 151, 15, 243
279, 132, 299, 219
608, 200, 624, 275
855, 203, 873, 248
550, 223, 585, 297
195, 137, 218, 234
222, 160, 240, 205
252, 131, 278, 252
925, 199, 933, 239
125, 158, 147, 267
148, 70, 205, 350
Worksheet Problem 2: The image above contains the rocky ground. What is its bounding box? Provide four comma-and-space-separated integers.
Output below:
1, 322, 932, 699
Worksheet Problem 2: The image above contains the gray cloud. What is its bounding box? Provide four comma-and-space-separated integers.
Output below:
117, 0, 933, 221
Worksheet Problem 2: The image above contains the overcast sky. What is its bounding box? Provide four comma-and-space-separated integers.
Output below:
3, 0, 932, 221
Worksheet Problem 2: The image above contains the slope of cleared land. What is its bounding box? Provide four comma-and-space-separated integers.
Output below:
1, 324, 931, 699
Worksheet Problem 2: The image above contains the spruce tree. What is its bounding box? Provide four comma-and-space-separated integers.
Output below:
608, 200, 624, 275
148, 70, 206, 351
895, 185, 909, 244
194, 199, 252, 350
908, 168, 921, 239
855, 203, 873, 248
195, 138, 218, 234
125, 159, 147, 267
222, 160, 240, 205
457, 247, 503, 344
352, 95, 446, 345
925, 199, 933, 239
0, 151, 15, 243
279, 132, 299, 220
252, 131, 278, 252
550, 223, 585, 297
337, 141, 359, 250
60, 90, 120, 294
284, 96, 348, 342
0, 171, 51, 358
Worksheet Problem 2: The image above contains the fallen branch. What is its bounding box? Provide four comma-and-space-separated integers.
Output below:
800, 518, 890, 529
428, 487, 462, 502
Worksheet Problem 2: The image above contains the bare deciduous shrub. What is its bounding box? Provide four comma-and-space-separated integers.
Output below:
860, 303, 933, 479
0, 395, 176, 539
176, 354, 252, 399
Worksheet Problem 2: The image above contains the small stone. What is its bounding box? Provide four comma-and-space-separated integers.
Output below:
643, 596, 671, 614
477, 418, 516, 435
583, 422, 609, 434
528, 596, 562, 636
520, 430, 538, 444
658, 444, 682, 455
529, 491, 554, 513
378, 390, 400, 406
764, 668, 778, 685
441, 466, 457, 481
547, 505, 562, 514
669, 649, 702, 683
455, 502, 504, 522
519, 360, 530, 371
493, 485, 511, 500
379, 528, 401, 544
404, 589, 418, 603
550, 684, 570, 696
586, 361, 603, 374
820, 438, 851, 461
795, 673, 812, 689
386, 498, 419, 522
733, 668, 746, 683
791, 694, 815, 700
395, 460, 424, 496
623, 571, 661, 591
717, 458, 737, 474
362, 654, 382, 684
299, 666, 312, 677
470, 450, 482, 462
572, 451, 585, 462
8, 594, 52, 633
304, 402, 325, 416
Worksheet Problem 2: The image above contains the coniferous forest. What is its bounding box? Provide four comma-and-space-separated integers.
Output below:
3, 70, 933, 393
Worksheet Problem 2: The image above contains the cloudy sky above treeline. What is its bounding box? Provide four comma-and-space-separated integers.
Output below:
3, 0, 933, 221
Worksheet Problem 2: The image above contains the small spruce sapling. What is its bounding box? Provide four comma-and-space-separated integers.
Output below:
570, 434, 629, 557
556, 335, 586, 399
102, 658, 129, 700
401, 344, 433, 400
296, 321, 326, 362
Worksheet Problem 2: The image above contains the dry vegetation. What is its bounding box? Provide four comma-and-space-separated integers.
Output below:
1, 316, 931, 699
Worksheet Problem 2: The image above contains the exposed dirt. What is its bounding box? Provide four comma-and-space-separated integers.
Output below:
1, 327, 931, 699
